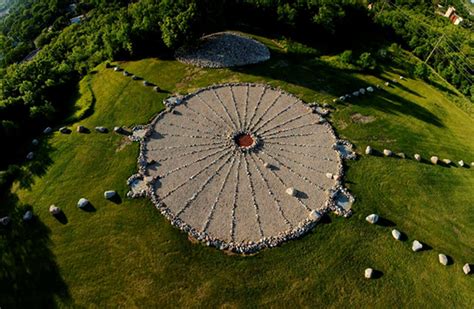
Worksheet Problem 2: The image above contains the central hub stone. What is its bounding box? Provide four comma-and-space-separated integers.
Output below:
235, 133, 254, 147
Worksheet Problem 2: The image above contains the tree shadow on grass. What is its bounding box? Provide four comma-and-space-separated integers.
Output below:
0, 192, 71, 307
230, 49, 444, 128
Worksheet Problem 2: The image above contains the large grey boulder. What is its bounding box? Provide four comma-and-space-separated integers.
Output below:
364, 268, 374, 279
412, 240, 423, 252
463, 263, 471, 275
414, 154, 421, 162
365, 214, 379, 224
383, 149, 393, 157
391, 229, 402, 240
430, 156, 439, 165
49, 205, 61, 215
438, 254, 448, 266
365, 146, 372, 155
77, 198, 89, 209
104, 190, 117, 199
23, 210, 34, 221
0, 216, 11, 226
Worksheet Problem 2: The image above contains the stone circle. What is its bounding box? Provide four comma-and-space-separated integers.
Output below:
175, 32, 270, 68
130, 83, 352, 253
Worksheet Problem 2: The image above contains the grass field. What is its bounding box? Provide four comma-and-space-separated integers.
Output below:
4, 34, 473, 307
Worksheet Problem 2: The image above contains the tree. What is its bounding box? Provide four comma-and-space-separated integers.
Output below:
357, 52, 376, 70
160, 1, 198, 49
414, 62, 429, 80
339, 50, 353, 64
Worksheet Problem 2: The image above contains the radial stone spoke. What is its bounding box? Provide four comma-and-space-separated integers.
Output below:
212, 89, 239, 130
195, 94, 234, 130
264, 132, 320, 141
202, 156, 236, 232
160, 150, 233, 201
266, 148, 330, 176
176, 153, 235, 217
167, 122, 224, 138
248, 92, 282, 132
243, 155, 264, 238
261, 122, 321, 138
148, 140, 226, 151
158, 143, 229, 163
161, 146, 231, 178
258, 112, 312, 136
246, 86, 267, 131
230, 86, 243, 129
249, 154, 292, 228
264, 144, 336, 163
230, 155, 242, 242
186, 100, 229, 131
264, 141, 325, 148
251, 98, 298, 133
242, 85, 250, 129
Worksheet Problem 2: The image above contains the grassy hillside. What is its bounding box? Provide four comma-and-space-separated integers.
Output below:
8, 35, 474, 307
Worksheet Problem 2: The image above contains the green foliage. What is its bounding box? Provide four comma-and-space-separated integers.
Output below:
356, 52, 376, 70
414, 62, 429, 80
160, 1, 198, 49
339, 50, 353, 63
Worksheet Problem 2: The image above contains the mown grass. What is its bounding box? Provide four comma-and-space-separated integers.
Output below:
10, 35, 474, 307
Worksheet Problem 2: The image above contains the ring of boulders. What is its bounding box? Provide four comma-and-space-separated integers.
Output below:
127, 83, 356, 254
175, 32, 270, 68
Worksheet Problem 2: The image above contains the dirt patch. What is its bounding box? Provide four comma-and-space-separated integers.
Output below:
351, 113, 375, 124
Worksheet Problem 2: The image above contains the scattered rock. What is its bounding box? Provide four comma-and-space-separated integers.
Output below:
26, 152, 34, 160
412, 240, 423, 252
286, 187, 296, 197
359, 88, 366, 95
397, 152, 406, 159
43, 127, 53, 134
49, 205, 61, 215
442, 159, 451, 165
391, 229, 402, 240
414, 154, 421, 161
367, 86, 374, 92
0, 216, 11, 226
77, 198, 89, 209
77, 125, 87, 133
430, 156, 439, 165
471, 162, 474, 167
458, 160, 465, 167
143, 80, 151, 86
59, 127, 70, 134
384, 82, 390, 86
153, 86, 161, 92
463, 263, 471, 275
365, 146, 372, 155
399, 75, 404, 80
32, 139, 39, 146
325, 173, 333, 179
123, 71, 130, 76
383, 149, 393, 157
23, 210, 34, 221
438, 254, 448, 266
114, 66, 121, 72
352, 91, 360, 97
104, 190, 117, 199
309, 210, 321, 221
114, 126, 124, 134
365, 214, 379, 224
263, 162, 271, 169
365, 268, 374, 279
95, 126, 108, 133
132, 75, 139, 80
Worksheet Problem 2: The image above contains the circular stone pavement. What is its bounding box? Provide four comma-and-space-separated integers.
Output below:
132, 83, 350, 253
175, 32, 270, 68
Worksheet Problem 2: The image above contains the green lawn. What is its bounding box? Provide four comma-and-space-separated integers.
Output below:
5, 35, 473, 307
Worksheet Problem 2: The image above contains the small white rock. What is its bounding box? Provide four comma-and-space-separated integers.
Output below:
26, 152, 34, 160
32, 139, 39, 146
325, 173, 333, 179
438, 254, 448, 266
463, 263, 471, 275
49, 205, 61, 215
365, 146, 372, 155
364, 268, 374, 279
383, 149, 393, 157
458, 160, 464, 167
23, 210, 34, 221
391, 229, 402, 240
430, 156, 439, 165
442, 159, 451, 165
414, 154, 421, 161
412, 240, 423, 252
0, 216, 11, 226
365, 214, 379, 224
286, 187, 296, 197
77, 198, 89, 209
43, 127, 52, 134
104, 190, 117, 199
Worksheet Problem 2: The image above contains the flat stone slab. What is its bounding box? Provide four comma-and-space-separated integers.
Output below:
175, 32, 270, 68
131, 83, 349, 253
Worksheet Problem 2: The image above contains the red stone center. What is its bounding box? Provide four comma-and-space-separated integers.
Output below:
235, 133, 254, 147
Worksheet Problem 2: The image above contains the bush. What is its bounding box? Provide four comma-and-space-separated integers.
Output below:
414, 62, 429, 80
339, 50, 353, 63
357, 52, 376, 70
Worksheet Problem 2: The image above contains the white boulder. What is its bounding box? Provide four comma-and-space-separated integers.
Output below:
442, 159, 451, 165
365, 214, 379, 224
412, 240, 423, 252
77, 198, 89, 209
391, 229, 402, 240
365, 146, 372, 155
414, 154, 421, 161
364, 268, 374, 279
383, 149, 393, 157
43, 127, 52, 134
359, 88, 366, 95
430, 156, 439, 165
49, 205, 61, 215
458, 160, 465, 167
309, 210, 321, 221
286, 187, 296, 197
463, 263, 471, 275
438, 254, 448, 266
26, 152, 34, 160
95, 126, 107, 133
325, 173, 333, 179
367, 86, 374, 92
104, 190, 117, 199
23, 210, 34, 221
